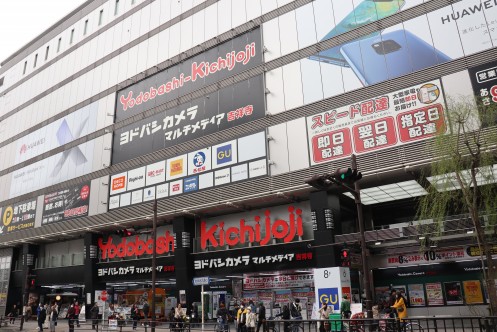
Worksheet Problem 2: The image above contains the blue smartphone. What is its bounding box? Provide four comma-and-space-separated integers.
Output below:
340, 29, 451, 86
309, 0, 405, 67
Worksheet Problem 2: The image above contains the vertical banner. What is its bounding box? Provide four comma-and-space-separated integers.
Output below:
314, 267, 351, 312
468, 60, 497, 126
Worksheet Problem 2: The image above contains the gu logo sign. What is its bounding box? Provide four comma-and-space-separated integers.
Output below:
318, 288, 340, 311
217, 144, 232, 164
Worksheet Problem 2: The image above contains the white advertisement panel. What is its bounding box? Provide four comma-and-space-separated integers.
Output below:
306, 80, 446, 165
146, 161, 166, 186
127, 167, 146, 191
314, 267, 351, 312
110, 172, 128, 195
13, 101, 100, 166
166, 155, 188, 181
9, 139, 96, 198
187, 148, 212, 175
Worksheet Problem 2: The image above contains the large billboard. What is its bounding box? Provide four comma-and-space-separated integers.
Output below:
469, 60, 497, 126
112, 75, 265, 164
115, 28, 262, 120
109, 131, 267, 210
42, 181, 91, 225
306, 80, 447, 165
1, 198, 37, 235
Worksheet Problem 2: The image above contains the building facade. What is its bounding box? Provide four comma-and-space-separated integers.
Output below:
0, 0, 496, 319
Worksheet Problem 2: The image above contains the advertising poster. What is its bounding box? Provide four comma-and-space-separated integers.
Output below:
374, 286, 391, 304
444, 281, 464, 305
463, 280, 484, 304
274, 289, 292, 305
407, 284, 426, 307
468, 60, 497, 126
42, 182, 91, 225
244, 274, 314, 291
425, 283, 444, 306
1, 198, 37, 235
306, 80, 446, 165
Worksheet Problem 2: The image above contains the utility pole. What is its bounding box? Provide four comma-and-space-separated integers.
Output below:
305, 154, 373, 319
151, 199, 157, 332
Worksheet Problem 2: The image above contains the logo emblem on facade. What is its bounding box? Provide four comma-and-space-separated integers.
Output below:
217, 144, 232, 164
193, 152, 206, 167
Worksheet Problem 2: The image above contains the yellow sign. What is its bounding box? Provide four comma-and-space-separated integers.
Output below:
2, 206, 13, 226
463, 280, 484, 304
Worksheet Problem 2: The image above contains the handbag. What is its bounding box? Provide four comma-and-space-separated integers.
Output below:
397, 307, 404, 313
54, 322, 57, 326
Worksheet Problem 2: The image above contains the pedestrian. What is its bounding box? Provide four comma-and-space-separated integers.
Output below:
90, 302, 99, 329
74, 301, 81, 327
290, 299, 302, 320
256, 302, 267, 332
174, 303, 185, 332
142, 300, 150, 326
49, 304, 58, 332
237, 303, 248, 332
24, 303, 31, 322
191, 303, 199, 326
217, 302, 229, 332
248, 300, 256, 313
246, 306, 256, 332
387, 289, 397, 318
131, 303, 139, 330
340, 295, 351, 319
391, 291, 408, 328
275, 305, 290, 332
37, 303, 47, 332
67, 304, 76, 332
7, 304, 19, 324
318, 302, 332, 332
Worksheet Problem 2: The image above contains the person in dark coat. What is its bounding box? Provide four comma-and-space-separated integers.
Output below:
49, 304, 58, 332
37, 304, 47, 332
131, 303, 140, 330
275, 305, 290, 332
256, 302, 267, 332
90, 302, 100, 329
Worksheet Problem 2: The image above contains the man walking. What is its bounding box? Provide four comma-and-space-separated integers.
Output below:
256, 302, 267, 332
37, 304, 46, 332
74, 301, 81, 327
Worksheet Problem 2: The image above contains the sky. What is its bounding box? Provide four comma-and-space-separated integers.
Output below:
0, 0, 86, 67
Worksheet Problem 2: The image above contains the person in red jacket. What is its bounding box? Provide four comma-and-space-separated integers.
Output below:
74, 301, 81, 327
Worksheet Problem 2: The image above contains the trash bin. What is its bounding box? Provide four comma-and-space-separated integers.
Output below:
329, 313, 342, 331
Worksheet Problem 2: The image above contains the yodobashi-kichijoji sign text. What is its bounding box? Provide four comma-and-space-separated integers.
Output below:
97, 265, 175, 277
194, 251, 313, 270
115, 29, 262, 121
98, 228, 175, 260
306, 80, 447, 165
199, 202, 313, 251
469, 60, 497, 126
1, 198, 37, 235
243, 274, 314, 290
112, 75, 265, 164
42, 182, 91, 225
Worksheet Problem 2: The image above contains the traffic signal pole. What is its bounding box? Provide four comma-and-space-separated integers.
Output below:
351, 155, 373, 320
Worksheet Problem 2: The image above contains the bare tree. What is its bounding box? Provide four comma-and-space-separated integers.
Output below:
417, 95, 497, 315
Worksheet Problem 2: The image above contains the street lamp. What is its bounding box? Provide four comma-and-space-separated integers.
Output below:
305, 154, 373, 319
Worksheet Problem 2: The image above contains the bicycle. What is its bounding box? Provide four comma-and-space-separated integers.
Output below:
379, 311, 424, 332
266, 316, 303, 332
214, 316, 229, 332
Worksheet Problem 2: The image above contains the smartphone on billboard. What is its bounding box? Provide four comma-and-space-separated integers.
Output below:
309, 0, 405, 67
339, 29, 451, 86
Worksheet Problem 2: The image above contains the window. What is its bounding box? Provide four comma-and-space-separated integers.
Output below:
57, 37, 62, 52
84, 19, 89, 35
33, 54, 38, 68
0, 76, 4, 87
45, 46, 50, 60
99, 9, 104, 25
23, 61, 27, 75
70, 28, 75, 44
114, 0, 120, 15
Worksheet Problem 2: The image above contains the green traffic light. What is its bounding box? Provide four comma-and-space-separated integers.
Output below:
340, 168, 352, 180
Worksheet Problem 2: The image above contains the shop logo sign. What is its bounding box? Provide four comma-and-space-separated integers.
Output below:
200, 206, 303, 249
112, 176, 126, 191
98, 231, 175, 259
2, 206, 13, 226
184, 177, 198, 193
170, 159, 184, 176
318, 288, 340, 311
216, 144, 232, 165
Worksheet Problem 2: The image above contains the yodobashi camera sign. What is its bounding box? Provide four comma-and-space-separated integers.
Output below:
192, 276, 210, 286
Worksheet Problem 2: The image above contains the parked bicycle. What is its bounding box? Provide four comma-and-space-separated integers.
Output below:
267, 316, 303, 332
214, 316, 229, 332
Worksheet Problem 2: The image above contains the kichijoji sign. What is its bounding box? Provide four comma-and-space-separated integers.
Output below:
199, 202, 313, 251
306, 80, 447, 165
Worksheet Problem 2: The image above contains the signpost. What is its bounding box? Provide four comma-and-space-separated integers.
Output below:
193, 277, 210, 330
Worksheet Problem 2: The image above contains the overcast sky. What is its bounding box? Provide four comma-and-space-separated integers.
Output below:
0, 0, 86, 67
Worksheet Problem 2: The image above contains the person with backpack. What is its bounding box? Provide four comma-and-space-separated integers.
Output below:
37, 304, 47, 332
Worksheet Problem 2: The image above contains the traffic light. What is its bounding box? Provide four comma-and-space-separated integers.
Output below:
341, 248, 350, 267
332, 168, 362, 183
27, 275, 36, 289
116, 229, 133, 237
